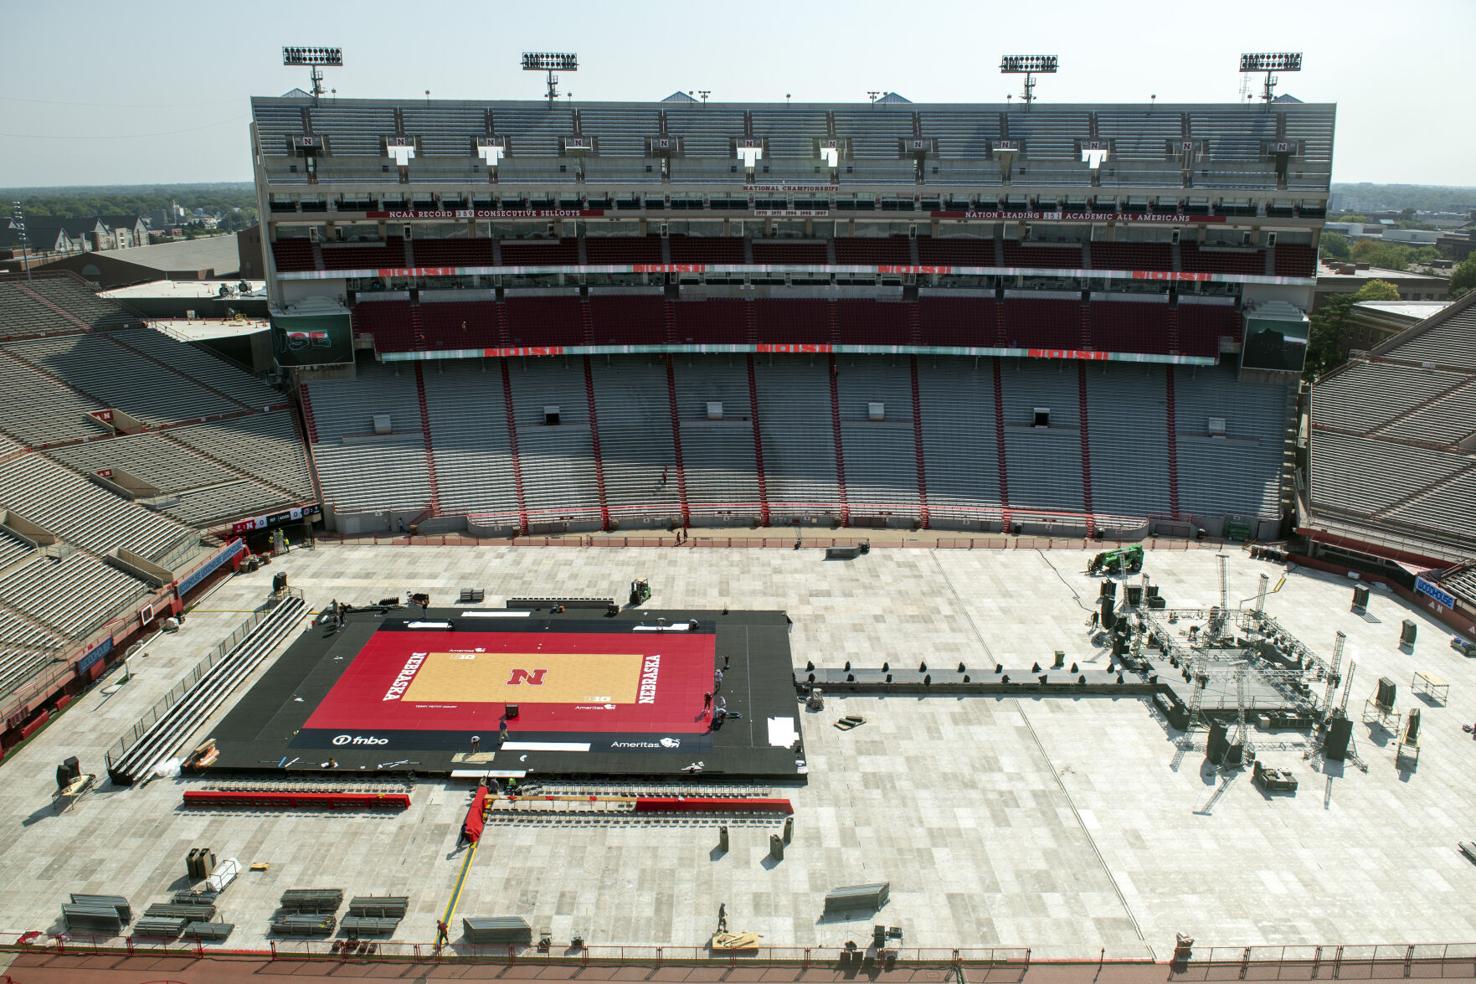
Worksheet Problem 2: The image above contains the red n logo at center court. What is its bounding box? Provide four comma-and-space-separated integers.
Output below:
506, 668, 547, 686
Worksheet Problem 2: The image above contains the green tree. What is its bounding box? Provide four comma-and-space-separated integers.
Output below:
1319, 232, 1351, 261
1451, 255, 1476, 299
1305, 280, 1402, 379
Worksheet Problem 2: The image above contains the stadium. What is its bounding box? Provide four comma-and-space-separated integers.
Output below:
2, 51, 1476, 984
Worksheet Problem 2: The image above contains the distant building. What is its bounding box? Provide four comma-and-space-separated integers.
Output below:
0, 216, 83, 257
1315, 261, 1449, 305
1344, 299, 1453, 352
35, 233, 242, 288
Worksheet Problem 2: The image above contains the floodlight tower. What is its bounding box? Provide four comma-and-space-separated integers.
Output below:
282, 46, 343, 106
523, 51, 579, 105
1000, 55, 1058, 110
9, 201, 31, 283
1239, 52, 1302, 106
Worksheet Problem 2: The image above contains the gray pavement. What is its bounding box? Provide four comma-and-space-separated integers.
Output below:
1, 542, 1474, 959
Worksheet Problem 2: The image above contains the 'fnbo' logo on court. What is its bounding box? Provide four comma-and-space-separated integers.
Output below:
333, 734, 389, 746
506, 668, 547, 686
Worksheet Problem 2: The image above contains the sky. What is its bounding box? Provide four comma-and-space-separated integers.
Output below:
1, 0, 1472, 188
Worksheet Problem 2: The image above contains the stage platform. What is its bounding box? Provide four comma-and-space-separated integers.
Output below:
210, 605, 805, 781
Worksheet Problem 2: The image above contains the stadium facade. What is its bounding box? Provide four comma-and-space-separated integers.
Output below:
250, 94, 1333, 541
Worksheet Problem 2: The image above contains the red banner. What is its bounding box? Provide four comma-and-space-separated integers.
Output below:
877, 264, 953, 275
1026, 348, 1112, 361
1130, 270, 1212, 282
632, 263, 706, 273
757, 343, 833, 354
480, 346, 566, 358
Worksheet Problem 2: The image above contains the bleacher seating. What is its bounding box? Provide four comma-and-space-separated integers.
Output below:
0, 276, 140, 337
752, 358, 838, 514
587, 296, 666, 345
500, 239, 579, 266
504, 296, 587, 347
913, 358, 1002, 524
0, 347, 112, 446
1088, 242, 1173, 273
1180, 244, 1265, 276
668, 236, 745, 264
833, 238, 913, 265
302, 364, 432, 514
672, 356, 762, 516
107, 330, 279, 408
1000, 299, 1082, 350
420, 362, 519, 519
0, 528, 35, 573
752, 299, 831, 345
1177, 304, 1240, 357
584, 236, 664, 265
999, 361, 1085, 516
1272, 244, 1316, 278
834, 358, 919, 515
410, 238, 495, 267
0, 554, 149, 640
588, 359, 682, 523
1085, 366, 1172, 518
916, 296, 993, 347
417, 300, 500, 349
3, 335, 242, 426
503, 359, 600, 524
270, 239, 318, 272
1002, 242, 1084, 270
351, 301, 417, 352
915, 237, 995, 267
1174, 367, 1289, 519
1088, 302, 1173, 355
752, 241, 828, 265
0, 650, 63, 702
0, 454, 201, 563
833, 300, 911, 346
672, 299, 749, 344
320, 239, 407, 270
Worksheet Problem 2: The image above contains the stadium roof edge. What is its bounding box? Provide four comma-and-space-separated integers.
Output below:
249, 94, 1336, 112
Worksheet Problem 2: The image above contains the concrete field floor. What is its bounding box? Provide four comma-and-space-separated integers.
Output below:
2, 541, 1475, 962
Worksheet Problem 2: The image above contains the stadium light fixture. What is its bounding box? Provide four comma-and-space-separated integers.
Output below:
282, 46, 343, 105
522, 51, 579, 104
1240, 52, 1302, 105
9, 201, 30, 283
1000, 55, 1058, 110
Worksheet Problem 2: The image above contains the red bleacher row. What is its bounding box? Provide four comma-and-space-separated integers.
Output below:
273, 237, 1316, 278
351, 296, 1241, 359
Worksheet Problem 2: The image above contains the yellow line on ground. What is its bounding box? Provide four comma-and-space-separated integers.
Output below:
440, 838, 479, 932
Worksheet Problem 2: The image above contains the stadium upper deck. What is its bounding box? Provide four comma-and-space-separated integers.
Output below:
250, 96, 1335, 202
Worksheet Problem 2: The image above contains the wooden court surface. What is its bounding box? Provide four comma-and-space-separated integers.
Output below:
403, 651, 646, 704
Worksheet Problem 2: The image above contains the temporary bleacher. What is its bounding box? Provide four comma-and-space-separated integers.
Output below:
0, 454, 201, 563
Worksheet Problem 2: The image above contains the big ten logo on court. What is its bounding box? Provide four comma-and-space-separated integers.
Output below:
506, 668, 547, 686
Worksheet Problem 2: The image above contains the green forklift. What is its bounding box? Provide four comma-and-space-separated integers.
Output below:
1087, 544, 1143, 576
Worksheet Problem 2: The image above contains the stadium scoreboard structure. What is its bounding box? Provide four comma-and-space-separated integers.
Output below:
211, 605, 804, 779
